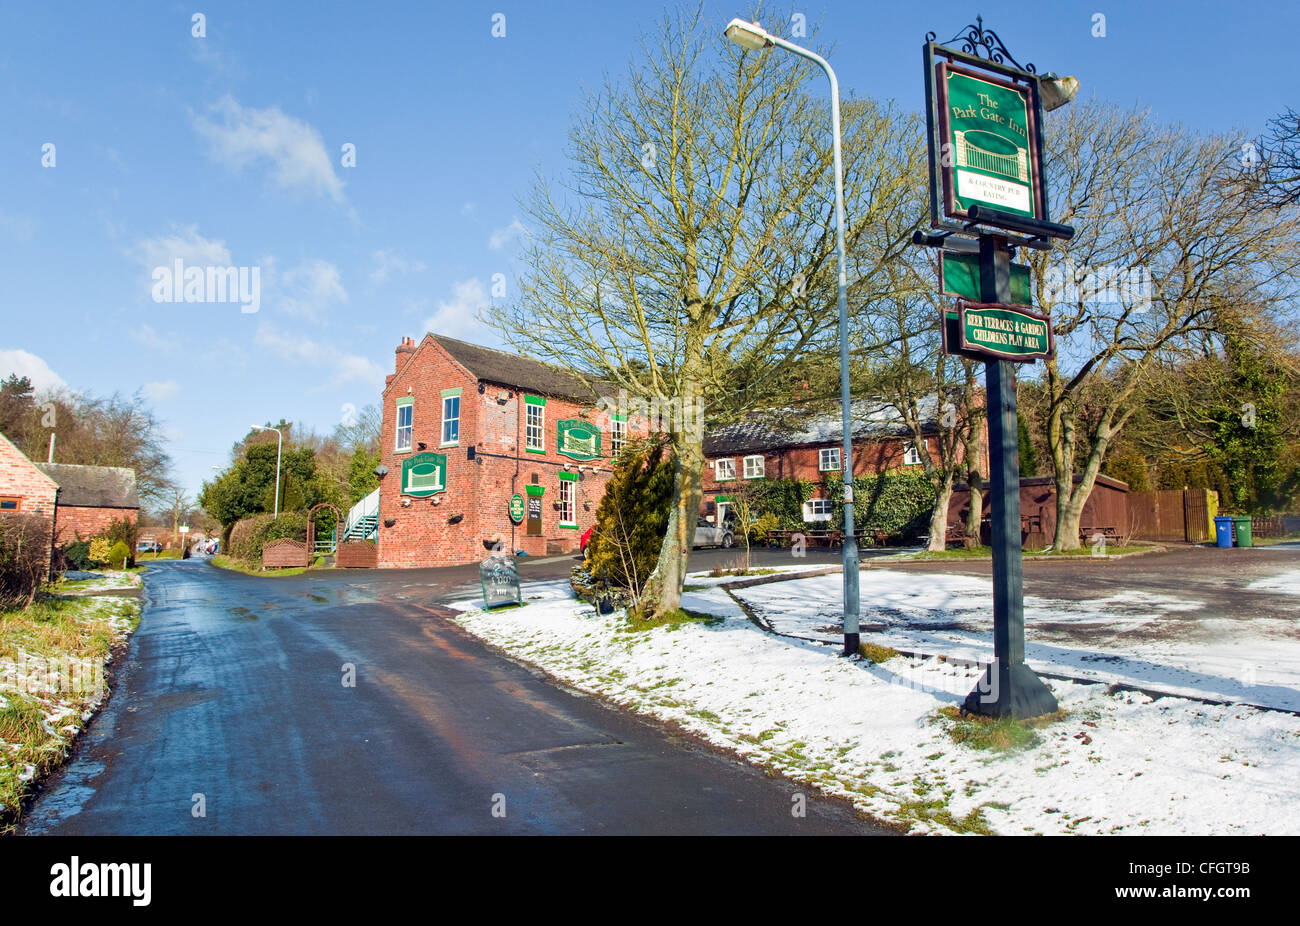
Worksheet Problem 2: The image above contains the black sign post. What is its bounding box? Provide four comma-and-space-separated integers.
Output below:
917, 19, 1075, 718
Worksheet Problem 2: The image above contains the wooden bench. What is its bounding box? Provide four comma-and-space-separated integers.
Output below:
765, 529, 844, 549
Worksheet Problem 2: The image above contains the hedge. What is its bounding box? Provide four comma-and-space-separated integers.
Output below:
734, 472, 936, 542
0, 512, 52, 609
227, 512, 309, 563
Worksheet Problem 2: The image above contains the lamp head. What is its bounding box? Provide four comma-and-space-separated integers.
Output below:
1039, 73, 1079, 112
724, 18, 772, 51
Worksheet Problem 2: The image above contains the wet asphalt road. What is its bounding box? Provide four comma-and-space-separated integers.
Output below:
22, 555, 886, 836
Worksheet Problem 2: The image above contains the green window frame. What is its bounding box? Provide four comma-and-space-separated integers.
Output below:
441, 388, 461, 447
558, 471, 578, 527
525, 396, 545, 453
395, 396, 414, 452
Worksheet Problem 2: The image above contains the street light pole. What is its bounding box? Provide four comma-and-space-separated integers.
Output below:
725, 19, 860, 655
250, 425, 283, 518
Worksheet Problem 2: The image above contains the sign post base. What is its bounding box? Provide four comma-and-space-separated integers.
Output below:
962, 660, 1059, 718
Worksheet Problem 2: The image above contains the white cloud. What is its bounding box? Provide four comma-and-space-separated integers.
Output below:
422, 278, 495, 341
272, 258, 347, 321
129, 324, 177, 352
193, 96, 345, 203
488, 217, 527, 251
142, 380, 180, 402
0, 349, 68, 392
460, 202, 476, 216
253, 323, 382, 387
132, 224, 232, 270
370, 249, 427, 285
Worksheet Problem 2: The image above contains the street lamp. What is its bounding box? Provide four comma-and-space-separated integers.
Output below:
724, 18, 861, 656
250, 424, 283, 518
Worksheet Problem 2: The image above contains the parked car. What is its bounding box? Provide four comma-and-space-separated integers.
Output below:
693, 515, 734, 549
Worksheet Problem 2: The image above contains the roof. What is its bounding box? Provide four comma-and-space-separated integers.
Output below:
35, 463, 140, 509
703, 396, 945, 456
430, 335, 604, 403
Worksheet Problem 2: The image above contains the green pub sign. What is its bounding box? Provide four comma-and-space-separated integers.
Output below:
556, 419, 601, 460
938, 63, 1042, 221
958, 302, 1053, 361
508, 493, 525, 524
400, 452, 447, 497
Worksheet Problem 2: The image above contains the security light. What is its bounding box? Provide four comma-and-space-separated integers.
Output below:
1039, 73, 1079, 112
374, 464, 388, 478
724, 18, 772, 51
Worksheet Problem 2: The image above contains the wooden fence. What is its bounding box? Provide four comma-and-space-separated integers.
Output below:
261, 537, 310, 569
1128, 489, 1214, 543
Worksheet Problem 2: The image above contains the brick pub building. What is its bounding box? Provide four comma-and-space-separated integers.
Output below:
378, 334, 628, 568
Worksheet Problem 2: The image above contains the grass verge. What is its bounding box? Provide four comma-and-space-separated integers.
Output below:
210, 554, 327, 577
933, 704, 1068, 752
0, 588, 141, 834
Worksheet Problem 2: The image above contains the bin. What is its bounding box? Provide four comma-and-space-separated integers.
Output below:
1213, 516, 1235, 548
1232, 516, 1253, 548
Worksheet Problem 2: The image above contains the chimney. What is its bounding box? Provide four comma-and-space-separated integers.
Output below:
395, 335, 416, 372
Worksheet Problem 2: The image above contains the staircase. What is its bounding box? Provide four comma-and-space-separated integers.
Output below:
342, 489, 380, 542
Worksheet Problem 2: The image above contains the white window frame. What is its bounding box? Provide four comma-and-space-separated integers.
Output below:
903, 442, 923, 466
559, 478, 577, 527
441, 394, 460, 446
611, 416, 626, 457
742, 455, 765, 479
803, 498, 834, 522
526, 400, 545, 452
819, 447, 841, 472
715, 458, 736, 481
395, 402, 413, 452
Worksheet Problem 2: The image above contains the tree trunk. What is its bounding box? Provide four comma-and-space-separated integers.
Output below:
1053, 426, 1113, 552
963, 431, 984, 548
641, 438, 704, 617
928, 476, 955, 552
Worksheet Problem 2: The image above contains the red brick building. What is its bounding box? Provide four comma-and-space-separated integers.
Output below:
378, 334, 629, 568
0, 431, 59, 526
34, 463, 140, 543
701, 397, 987, 525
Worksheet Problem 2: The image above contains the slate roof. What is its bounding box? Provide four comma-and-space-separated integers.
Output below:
431, 335, 605, 403
35, 463, 141, 509
703, 395, 945, 456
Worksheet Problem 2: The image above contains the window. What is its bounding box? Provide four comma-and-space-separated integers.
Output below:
526, 396, 545, 452
559, 474, 577, 527
803, 498, 834, 522
611, 416, 626, 457
395, 400, 413, 452
903, 442, 922, 466
441, 392, 460, 446
0, 497, 19, 511
743, 455, 765, 479
819, 447, 841, 472
715, 458, 735, 481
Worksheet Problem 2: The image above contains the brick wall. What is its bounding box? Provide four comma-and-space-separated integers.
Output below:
377, 336, 617, 568
0, 433, 59, 519
53, 506, 139, 545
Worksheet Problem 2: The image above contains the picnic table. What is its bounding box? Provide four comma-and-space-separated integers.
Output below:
764, 529, 844, 549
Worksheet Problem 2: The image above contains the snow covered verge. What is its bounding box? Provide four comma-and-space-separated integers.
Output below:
448, 573, 1300, 835
0, 573, 142, 833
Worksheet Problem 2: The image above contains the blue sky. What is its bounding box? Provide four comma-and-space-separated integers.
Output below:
1, 0, 1294, 501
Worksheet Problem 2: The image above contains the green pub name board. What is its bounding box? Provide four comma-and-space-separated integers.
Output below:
959, 303, 1053, 361
941, 65, 1039, 220
556, 419, 601, 460
508, 494, 525, 524
400, 451, 447, 497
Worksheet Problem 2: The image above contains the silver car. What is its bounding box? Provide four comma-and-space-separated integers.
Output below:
693, 516, 734, 549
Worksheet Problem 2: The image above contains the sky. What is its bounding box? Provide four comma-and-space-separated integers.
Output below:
1, 0, 1295, 501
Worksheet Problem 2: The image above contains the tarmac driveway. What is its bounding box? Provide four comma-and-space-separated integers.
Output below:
22, 558, 886, 835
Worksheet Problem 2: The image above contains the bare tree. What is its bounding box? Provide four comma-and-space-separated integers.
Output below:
492, 7, 924, 616
1027, 102, 1300, 550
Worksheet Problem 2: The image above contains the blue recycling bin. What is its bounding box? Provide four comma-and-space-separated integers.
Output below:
1213, 516, 1235, 548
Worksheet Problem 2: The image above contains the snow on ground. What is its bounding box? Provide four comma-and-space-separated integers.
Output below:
735, 569, 1300, 712
1249, 570, 1300, 596
448, 580, 1300, 835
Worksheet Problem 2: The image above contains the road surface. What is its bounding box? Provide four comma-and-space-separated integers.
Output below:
22, 556, 888, 835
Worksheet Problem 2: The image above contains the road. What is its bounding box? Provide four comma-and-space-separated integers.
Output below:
22, 553, 888, 835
